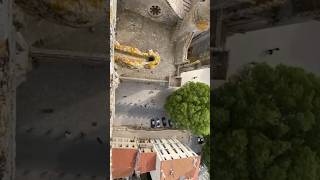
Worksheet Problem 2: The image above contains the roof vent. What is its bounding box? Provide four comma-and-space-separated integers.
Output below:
148, 5, 162, 18
170, 169, 174, 176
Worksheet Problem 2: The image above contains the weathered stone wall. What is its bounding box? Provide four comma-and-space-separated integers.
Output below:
119, 0, 179, 26
109, 0, 118, 179
15, 0, 106, 27
216, 0, 320, 35
0, 1, 16, 180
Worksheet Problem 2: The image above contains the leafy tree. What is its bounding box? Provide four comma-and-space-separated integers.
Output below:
213, 63, 320, 180
165, 82, 210, 135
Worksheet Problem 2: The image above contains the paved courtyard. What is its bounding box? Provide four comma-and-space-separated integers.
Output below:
116, 10, 176, 80
115, 80, 177, 128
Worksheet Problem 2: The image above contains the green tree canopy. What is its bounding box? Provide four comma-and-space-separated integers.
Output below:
165, 82, 210, 135
213, 63, 320, 180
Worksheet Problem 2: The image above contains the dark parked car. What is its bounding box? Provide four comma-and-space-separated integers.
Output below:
161, 117, 167, 127
168, 119, 173, 128
156, 118, 161, 128
151, 118, 155, 128
197, 136, 204, 144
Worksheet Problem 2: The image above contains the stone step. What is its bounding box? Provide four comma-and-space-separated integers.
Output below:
183, 0, 192, 12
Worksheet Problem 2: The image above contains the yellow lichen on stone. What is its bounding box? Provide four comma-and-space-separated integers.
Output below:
115, 43, 144, 56
115, 56, 144, 69
196, 20, 209, 31
144, 50, 160, 69
114, 42, 161, 70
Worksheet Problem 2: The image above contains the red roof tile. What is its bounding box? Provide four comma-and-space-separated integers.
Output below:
160, 156, 201, 180
112, 148, 138, 179
136, 152, 157, 173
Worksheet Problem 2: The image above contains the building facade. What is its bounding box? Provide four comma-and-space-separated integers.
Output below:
111, 137, 200, 180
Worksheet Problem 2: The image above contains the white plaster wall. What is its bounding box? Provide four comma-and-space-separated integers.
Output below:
226, 20, 320, 77
181, 68, 210, 86
150, 156, 161, 180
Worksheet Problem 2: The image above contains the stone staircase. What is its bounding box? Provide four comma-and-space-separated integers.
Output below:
183, 0, 192, 14
166, 0, 193, 19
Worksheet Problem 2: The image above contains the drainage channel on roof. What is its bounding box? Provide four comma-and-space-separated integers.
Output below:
148, 4, 162, 17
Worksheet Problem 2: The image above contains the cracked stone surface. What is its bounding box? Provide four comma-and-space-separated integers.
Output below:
15, 0, 106, 27
116, 10, 176, 80
17, 10, 106, 54
119, 0, 180, 26
40, 22, 106, 53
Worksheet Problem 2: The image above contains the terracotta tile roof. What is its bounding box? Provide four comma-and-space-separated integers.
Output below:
112, 148, 138, 179
160, 156, 201, 180
136, 152, 157, 173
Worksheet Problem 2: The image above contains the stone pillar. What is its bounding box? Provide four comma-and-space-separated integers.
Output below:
0, 0, 16, 180
173, 0, 210, 64
110, 0, 118, 179
173, 0, 210, 41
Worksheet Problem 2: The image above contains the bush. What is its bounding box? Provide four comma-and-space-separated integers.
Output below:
165, 82, 210, 135
212, 63, 320, 180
